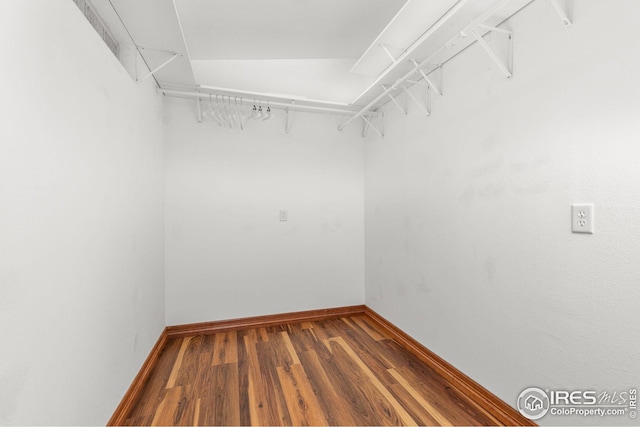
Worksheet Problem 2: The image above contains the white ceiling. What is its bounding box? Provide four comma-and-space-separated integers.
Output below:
174, 0, 406, 60
172, 0, 407, 104
191, 59, 375, 104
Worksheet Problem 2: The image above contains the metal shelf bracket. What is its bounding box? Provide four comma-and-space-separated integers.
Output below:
401, 83, 431, 116
285, 100, 295, 134
382, 85, 408, 115
411, 61, 443, 96
137, 47, 181, 82
196, 94, 202, 123
362, 114, 384, 138
469, 25, 513, 79
379, 43, 405, 64
548, 0, 573, 26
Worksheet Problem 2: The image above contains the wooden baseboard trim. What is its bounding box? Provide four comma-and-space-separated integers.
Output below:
107, 328, 168, 426
363, 306, 536, 426
166, 304, 366, 338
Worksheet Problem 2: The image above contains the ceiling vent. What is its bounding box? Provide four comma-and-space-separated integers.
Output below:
73, 0, 119, 58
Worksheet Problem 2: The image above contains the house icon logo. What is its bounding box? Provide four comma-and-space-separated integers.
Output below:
525, 395, 543, 411
518, 387, 550, 420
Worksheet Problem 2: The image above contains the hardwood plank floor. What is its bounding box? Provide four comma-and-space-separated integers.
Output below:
121, 315, 506, 426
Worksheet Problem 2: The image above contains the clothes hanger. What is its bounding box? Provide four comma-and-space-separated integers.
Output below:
249, 100, 263, 121
236, 97, 244, 130
262, 100, 273, 121
208, 94, 223, 127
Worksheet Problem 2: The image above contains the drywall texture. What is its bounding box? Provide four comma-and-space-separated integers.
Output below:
365, 1, 640, 425
0, 1, 165, 425
164, 97, 365, 325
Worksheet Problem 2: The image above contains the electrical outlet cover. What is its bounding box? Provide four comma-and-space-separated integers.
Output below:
572, 204, 594, 234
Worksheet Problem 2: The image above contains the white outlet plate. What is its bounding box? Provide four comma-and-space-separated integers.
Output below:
279, 210, 288, 222
572, 204, 594, 234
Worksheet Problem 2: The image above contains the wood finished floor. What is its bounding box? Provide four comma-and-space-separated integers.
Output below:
122, 315, 504, 426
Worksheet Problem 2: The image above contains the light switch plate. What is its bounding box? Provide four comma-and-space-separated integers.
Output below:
572, 204, 594, 234
279, 210, 288, 222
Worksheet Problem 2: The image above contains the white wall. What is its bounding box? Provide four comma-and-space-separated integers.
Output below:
164, 98, 364, 325
365, 1, 640, 425
0, 1, 165, 425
